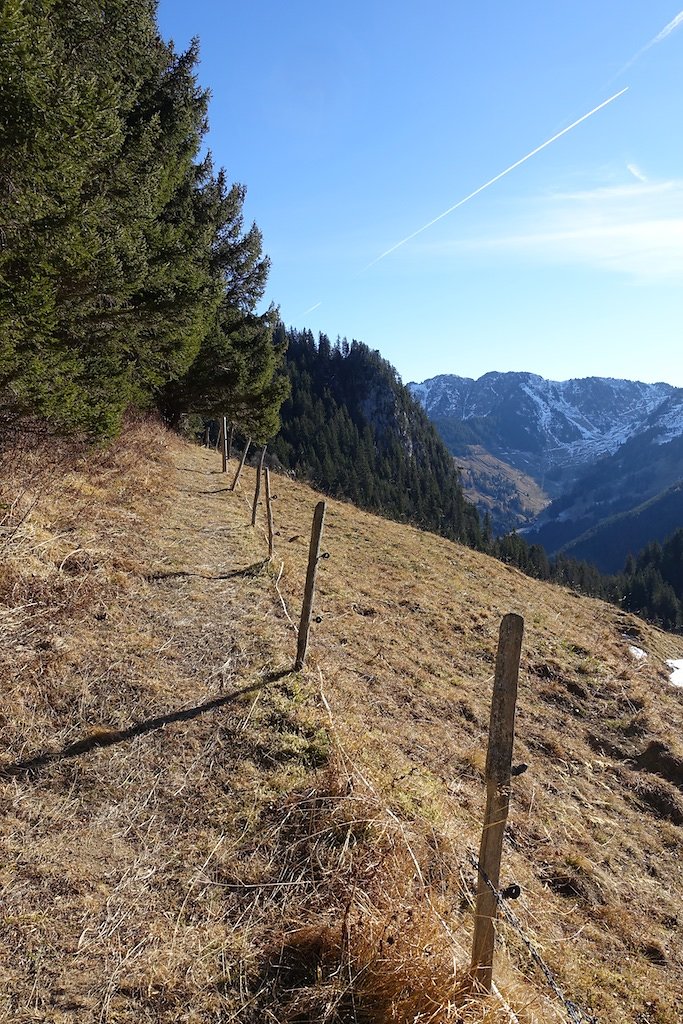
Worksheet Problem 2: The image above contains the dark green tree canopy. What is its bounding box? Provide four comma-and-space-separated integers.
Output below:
271, 328, 482, 547
0, 0, 286, 439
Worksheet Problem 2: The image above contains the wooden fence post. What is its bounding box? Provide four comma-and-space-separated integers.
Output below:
230, 437, 251, 491
294, 501, 326, 671
264, 468, 275, 559
470, 612, 524, 993
251, 445, 267, 526
221, 415, 229, 473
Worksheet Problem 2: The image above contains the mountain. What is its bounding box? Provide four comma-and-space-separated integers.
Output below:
409, 371, 676, 487
410, 372, 683, 567
559, 482, 683, 572
270, 328, 482, 548
525, 388, 683, 569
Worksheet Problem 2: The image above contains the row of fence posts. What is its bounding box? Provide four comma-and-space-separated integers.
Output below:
202, 428, 574, 1012
208, 418, 325, 668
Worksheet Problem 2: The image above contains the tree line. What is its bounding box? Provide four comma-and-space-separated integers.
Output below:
0, 1, 287, 440
270, 328, 483, 548
489, 521, 683, 632
271, 330, 683, 633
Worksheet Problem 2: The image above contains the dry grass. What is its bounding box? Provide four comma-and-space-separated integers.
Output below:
1, 422, 682, 1022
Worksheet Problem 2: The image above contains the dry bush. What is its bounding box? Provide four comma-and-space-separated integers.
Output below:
249, 766, 511, 1024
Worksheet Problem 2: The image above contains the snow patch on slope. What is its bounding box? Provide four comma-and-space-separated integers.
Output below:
652, 398, 683, 445
629, 645, 648, 660
667, 659, 683, 687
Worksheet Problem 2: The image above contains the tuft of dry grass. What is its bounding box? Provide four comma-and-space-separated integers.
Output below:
1, 421, 682, 1022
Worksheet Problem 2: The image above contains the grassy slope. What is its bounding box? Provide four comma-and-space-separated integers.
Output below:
454, 445, 549, 533
1, 424, 682, 1024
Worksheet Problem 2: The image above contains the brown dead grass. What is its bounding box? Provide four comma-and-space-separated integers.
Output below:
0, 422, 682, 1023
455, 445, 550, 528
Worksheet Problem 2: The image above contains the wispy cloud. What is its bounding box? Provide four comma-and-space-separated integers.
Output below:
430, 176, 683, 281
627, 162, 648, 183
651, 9, 683, 45
616, 9, 683, 76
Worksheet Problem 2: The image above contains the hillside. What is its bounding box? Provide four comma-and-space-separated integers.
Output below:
526, 428, 683, 571
271, 329, 482, 547
410, 373, 683, 550
452, 446, 549, 535
1, 424, 683, 1023
557, 483, 683, 572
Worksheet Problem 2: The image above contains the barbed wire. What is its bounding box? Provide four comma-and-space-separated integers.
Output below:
468, 852, 598, 1024
231, 452, 599, 1024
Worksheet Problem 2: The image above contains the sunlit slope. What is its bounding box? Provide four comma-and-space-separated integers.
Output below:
1, 426, 681, 1023
453, 444, 549, 532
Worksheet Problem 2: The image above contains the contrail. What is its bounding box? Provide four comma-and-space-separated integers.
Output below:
362, 87, 629, 272
615, 8, 683, 77
652, 8, 683, 44
300, 301, 322, 316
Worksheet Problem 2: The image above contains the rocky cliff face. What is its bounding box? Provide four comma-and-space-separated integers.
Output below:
360, 384, 414, 459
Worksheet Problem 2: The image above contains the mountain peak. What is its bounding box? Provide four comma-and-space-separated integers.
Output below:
409, 371, 677, 473
409, 369, 683, 561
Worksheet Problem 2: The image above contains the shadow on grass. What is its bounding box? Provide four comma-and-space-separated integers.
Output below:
1, 669, 292, 779
146, 560, 268, 582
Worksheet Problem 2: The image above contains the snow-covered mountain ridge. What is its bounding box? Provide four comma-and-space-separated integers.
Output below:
408, 371, 683, 565
408, 371, 680, 481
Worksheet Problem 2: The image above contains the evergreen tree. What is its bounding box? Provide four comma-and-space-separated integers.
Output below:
158, 204, 289, 440
1, 2, 285, 438
271, 328, 481, 546
1, 1, 202, 432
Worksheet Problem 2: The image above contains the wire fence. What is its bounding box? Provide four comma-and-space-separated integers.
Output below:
243, 445, 602, 1024
469, 852, 599, 1024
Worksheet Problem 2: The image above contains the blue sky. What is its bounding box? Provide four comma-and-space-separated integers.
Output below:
157, 2, 683, 387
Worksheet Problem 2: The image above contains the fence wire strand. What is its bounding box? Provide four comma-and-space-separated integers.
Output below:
223, 445, 600, 1024
469, 852, 599, 1024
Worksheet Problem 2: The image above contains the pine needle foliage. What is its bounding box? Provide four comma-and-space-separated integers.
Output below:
0, 1, 285, 439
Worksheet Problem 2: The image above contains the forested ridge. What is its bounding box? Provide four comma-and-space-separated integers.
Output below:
270, 328, 483, 547
271, 330, 683, 632
0, 0, 287, 439
493, 529, 683, 632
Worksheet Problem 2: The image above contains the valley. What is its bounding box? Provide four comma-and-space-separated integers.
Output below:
410, 371, 683, 569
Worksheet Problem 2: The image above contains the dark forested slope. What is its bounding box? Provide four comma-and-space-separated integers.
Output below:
271, 328, 482, 547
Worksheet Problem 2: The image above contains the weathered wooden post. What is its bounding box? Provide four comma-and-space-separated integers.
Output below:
203, 424, 210, 448
470, 612, 524, 993
230, 437, 251, 491
221, 415, 229, 473
264, 468, 275, 559
251, 445, 267, 526
294, 501, 326, 671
